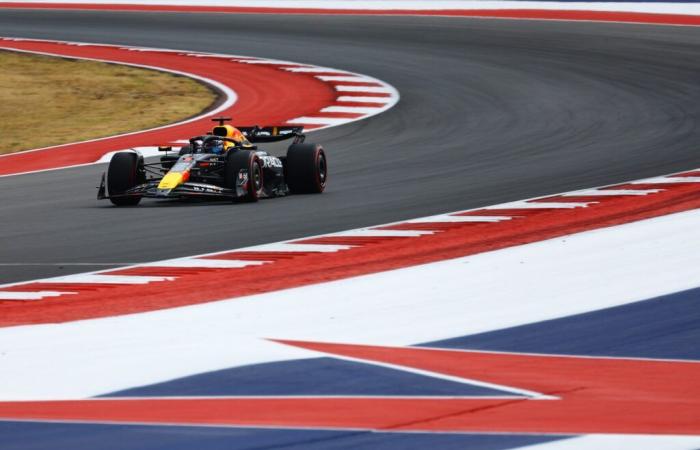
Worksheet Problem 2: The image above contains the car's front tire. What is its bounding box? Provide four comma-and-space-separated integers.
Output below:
225, 150, 263, 202
286, 143, 327, 194
107, 152, 145, 206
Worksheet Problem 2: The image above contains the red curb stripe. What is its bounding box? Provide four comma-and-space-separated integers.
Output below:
0, 3, 700, 27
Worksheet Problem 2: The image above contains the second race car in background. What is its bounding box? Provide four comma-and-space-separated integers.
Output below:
98, 117, 327, 206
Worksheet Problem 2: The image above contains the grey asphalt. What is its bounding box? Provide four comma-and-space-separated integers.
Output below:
1, 10, 700, 284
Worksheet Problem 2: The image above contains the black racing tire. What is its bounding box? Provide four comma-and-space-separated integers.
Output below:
178, 144, 192, 156
225, 150, 263, 203
107, 152, 145, 206
286, 143, 327, 194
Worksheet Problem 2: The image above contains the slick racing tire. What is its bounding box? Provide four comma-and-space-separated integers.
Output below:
226, 150, 263, 203
107, 152, 145, 206
286, 143, 327, 194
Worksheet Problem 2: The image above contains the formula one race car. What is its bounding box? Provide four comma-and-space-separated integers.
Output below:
97, 117, 327, 206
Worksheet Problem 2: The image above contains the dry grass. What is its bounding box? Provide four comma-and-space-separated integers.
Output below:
0, 50, 217, 154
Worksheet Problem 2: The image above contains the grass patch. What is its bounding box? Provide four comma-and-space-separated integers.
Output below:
0, 50, 218, 154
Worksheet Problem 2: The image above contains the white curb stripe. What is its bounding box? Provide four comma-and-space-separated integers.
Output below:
328, 230, 434, 237
240, 243, 353, 253
407, 215, 513, 223
287, 117, 354, 125
561, 189, 663, 196
37, 275, 174, 284
321, 106, 384, 114
335, 85, 394, 93
0, 291, 75, 301
283, 67, 348, 73
336, 96, 392, 104
316, 75, 372, 82
140, 258, 268, 269
485, 201, 592, 210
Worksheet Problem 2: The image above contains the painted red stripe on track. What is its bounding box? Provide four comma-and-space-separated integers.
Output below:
3, 177, 700, 326
1, 3, 700, 27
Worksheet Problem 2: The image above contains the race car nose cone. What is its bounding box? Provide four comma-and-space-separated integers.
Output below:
156, 188, 172, 197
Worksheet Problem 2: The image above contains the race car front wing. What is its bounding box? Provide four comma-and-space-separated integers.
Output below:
97, 173, 240, 201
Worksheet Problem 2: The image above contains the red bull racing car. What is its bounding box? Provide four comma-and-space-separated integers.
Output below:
97, 117, 327, 206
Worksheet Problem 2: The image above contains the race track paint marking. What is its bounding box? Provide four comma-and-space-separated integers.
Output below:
2, 1, 700, 27
0, 341, 697, 435
3, 168, 700, 326
0, 37, 399, 177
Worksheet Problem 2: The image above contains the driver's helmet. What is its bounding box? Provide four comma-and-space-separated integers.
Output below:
204, 138, 225, 155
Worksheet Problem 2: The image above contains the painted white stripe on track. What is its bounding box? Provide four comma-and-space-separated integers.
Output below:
561, 189, 662, 196
0, 291, 74, 301
37, 274, 174, 284
514, 434, 700, 450
140, 258, 267, 269
485, 201, 592, 210
315, 75, 371, 82
327, 229, 434, 237
237, 243, 353, 252
335, 85, 394, 93
336, 96, 392, 103
287, 117, 355, 125
283, 67, 348, 73
239, 59, 311, 65
321, 106, 383, 114
406, 215, 512, 223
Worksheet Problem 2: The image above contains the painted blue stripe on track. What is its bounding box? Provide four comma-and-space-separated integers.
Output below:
425, 287, 700, 360
0, 422, 567, 450
102, 357, 512, 397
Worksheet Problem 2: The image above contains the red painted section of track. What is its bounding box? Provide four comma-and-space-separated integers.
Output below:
0, 39, 335, 175
3, 173, 700, 327
0, 340, 697, 434
1, 3, 700, 27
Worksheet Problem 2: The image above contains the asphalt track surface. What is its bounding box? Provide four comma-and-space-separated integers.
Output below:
1, 10, 700, 284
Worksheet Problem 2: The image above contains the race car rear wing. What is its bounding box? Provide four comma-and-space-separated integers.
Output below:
238, 126, 305, 144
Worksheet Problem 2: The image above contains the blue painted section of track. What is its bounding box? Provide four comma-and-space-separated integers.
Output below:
0, 422, 566, 450
102, 357, 511, 398
426, 287, 700, 360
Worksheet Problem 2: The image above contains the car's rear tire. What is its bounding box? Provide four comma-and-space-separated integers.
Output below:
107, 152, 145, 206
286, 143, 327, 194
225, 150, 263, 202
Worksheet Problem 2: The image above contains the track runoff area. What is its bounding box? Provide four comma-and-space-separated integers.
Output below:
0, 7, 699, 450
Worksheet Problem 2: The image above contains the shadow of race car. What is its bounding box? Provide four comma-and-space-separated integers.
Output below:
97, 117, 327, 206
